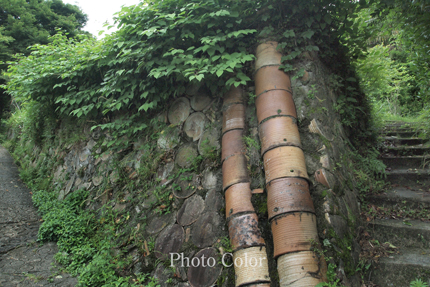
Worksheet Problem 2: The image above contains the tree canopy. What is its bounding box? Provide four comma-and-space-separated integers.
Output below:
0, 0, 87, 56
0, 0, 87, 118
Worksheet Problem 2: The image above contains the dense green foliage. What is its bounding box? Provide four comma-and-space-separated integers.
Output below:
354, 0, 430, 118
3, 0, 429, 136
0, 0, 87, 56
355, 44, 413, 115
0, 0, 87, 118
30, 187, 159, 286
3, 0, 373, 150
19, 159, 160, 286
377, 0, 430, 104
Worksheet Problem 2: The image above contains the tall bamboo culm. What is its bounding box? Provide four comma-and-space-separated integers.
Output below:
254, 41, 327, 286
222, 86, 271, 287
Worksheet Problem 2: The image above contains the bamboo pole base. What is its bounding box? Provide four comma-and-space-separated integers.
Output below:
277, 251, 327, 286
233, 247, 271, 286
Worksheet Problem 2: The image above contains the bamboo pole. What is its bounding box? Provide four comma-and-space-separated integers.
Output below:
255, 41, 327, 286
222, 86, 271, 286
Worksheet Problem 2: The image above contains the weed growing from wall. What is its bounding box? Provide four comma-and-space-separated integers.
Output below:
32, 185, 161, 286
342, 146, 387, 196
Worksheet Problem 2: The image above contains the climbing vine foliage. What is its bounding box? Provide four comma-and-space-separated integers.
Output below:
3, 0, 369, 145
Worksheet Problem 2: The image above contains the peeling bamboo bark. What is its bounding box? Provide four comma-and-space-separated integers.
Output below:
222, 86, 271, 286
255, 41, 327, 286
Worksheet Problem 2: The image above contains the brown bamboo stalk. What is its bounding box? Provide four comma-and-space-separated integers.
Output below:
225, 182, 254, 218
222, 129, 245, 162
266, 178, 314, 220
222, 86, 271, 286
259, 116, 302, 155
222, 153, 249, 191
263, 146, 309, 183
255, 90, 297, 123
255, 41, 326, 286
222, 103, 246, 133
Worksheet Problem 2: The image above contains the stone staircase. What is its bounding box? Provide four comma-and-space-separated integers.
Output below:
368, 121, 430, 286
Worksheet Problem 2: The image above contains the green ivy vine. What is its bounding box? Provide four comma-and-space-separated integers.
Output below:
3, 0, 372, 148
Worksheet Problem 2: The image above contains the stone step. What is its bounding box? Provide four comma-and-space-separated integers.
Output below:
382, 128, 419, 134
383, 146, 430, 156
370, 123, 430, 286
382, 156, 429, 169
382, 131, 420, 138
387, 169, 430, 186
382, 137, 427, 146
381, 122, 421, 130
371, 247, 430, 287
383, 121, 418, 128
368, 219, 430, 248
382, 124, 418, 129
367, 186, 430, 209
384, 123, 413, 127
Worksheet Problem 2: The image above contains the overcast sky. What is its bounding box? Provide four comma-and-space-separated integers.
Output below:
63, 0, 142, 38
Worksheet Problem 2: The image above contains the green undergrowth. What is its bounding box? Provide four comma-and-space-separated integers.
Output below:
344, 145, 387, 197
410, 278, 429, 287
378, 114, 423, 124
415, 110, 430, 140
373, 112, 430, 140
312, 239, 346, 287
315, 263, 343, 287
22, 169, 159, 287
3, 103, 208, 286
0, 119, 7, 143
327, 138, 388, 284
30, 186, 159, 287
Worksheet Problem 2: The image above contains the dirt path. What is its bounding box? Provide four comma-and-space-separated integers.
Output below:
0, 145, 77, 287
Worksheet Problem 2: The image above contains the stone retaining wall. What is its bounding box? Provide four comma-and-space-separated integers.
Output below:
8, 51, 362, 287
